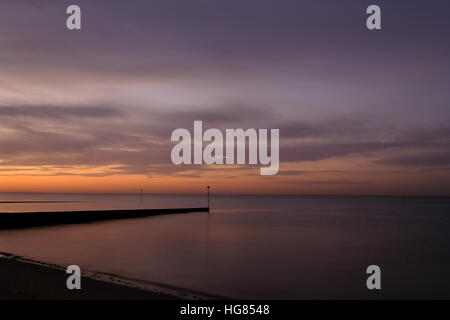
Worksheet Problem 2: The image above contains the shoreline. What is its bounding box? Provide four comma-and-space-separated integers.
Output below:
0, 251, 218, 300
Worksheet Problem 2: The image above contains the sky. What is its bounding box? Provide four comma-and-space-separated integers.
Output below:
0, 0, 449, 195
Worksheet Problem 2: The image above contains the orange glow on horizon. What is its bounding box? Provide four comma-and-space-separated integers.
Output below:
1, 158, 449, 196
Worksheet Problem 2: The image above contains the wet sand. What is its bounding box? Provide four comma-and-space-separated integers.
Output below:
0, 256, 178, 300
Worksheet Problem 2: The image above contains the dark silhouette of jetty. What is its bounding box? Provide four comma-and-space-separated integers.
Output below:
0, 207, 209, 230
0, 201, 87, 204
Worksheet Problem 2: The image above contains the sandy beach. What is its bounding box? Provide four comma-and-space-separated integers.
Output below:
0, 255, 178, 300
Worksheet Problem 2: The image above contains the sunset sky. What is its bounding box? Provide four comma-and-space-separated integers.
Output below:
0, 0, 449, 195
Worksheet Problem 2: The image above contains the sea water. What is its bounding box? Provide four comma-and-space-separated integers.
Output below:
0, 193, 449, 299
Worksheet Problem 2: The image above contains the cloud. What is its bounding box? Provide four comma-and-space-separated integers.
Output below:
0, 105, 122, 119
283, 179, 369, 186
380, 151, 450, 167
0, 100, 448, 179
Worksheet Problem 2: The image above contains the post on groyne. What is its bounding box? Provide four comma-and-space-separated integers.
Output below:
207, 185, 210, 212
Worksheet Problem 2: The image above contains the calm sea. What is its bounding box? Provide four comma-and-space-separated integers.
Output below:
0, 193, 449, 299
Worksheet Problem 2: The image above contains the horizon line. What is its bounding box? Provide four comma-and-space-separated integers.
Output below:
0, 191, 449, 198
